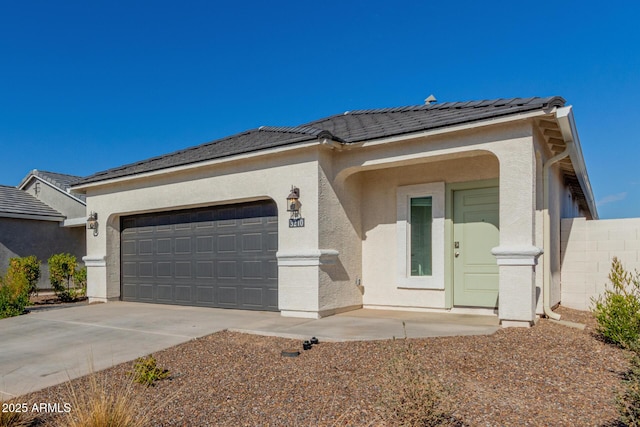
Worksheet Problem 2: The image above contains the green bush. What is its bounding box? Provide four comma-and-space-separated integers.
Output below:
130, 355, 170, 387
8, 256, 40, 296
592, 257, 640, 349
74, 266, 87, 295
0, 266, 30, 319
48, 253, 85, 302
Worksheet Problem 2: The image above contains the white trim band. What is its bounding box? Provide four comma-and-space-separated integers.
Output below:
276, 250, 339, 266
82, 255, 106, 267
491, 245, 543, 266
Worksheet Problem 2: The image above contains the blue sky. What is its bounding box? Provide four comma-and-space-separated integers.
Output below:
0, 1, 638, 219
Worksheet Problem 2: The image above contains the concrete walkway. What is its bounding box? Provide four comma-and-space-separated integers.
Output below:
0, 302, 499, 399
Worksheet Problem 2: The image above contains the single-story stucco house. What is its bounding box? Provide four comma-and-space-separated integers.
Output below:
0, 170, 86, 288
72, 96, 597, 327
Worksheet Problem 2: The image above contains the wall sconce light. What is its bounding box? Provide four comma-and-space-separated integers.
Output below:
87, 211, 99, 236
286, 186, 300, 217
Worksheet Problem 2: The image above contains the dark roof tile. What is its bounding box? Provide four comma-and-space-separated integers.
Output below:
0, 185, 64, 220
76, 96, 565, 185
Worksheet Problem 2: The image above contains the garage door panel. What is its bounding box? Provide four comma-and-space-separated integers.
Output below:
138, 240, 153, 255
138, 284, 154, 300
122, 262, 137, 277
122, 240, 136, 256
196, 236, 214, 253
267, 288, 278, 309
175, 285, 192, 302
138, 262, 153, 277
242, 261, 263, 279
217, 261, 238, 280
242, 233, 263, 252
218, 235, 237, 252
196, 261, 213, 278
157, 285, 173, 301
174, 262, 192, 278
218, 286, 238, 306
122, 283, 138, 298
267, 260, 278, 280
157, 238, 172, 254
121, 200, 278, 311
197, 286, 214, 303
243, 287, 264, 307
156, 262, 172, 277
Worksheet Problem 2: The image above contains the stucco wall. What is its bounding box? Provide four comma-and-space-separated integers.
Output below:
359, 154, 499, 310
83, 147, 326, 315
561, 217, 640, 310
317, 150, 363, 314
23, 179, 86, 219
0, 217, 86, 288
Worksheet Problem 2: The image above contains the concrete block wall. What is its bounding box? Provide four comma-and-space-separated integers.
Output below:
561, 217, 640, 311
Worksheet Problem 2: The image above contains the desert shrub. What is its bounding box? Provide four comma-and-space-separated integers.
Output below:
48, 253, 85, 302
0, 267, 30, 319
617, 353, 640, 426
130, 355, 170, 387
8, 256, 40, 296
378, 324, 457, 426
592, 257, 640, 349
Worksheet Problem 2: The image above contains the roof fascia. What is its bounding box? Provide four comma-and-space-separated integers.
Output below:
0, 212, 65, 222
357, 109, 550, 148
18, 174, 87, 206
555, 106, 598, 219
62, 217, 87, 227
72, 140, 321, 192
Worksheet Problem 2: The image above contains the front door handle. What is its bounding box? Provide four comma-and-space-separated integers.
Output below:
455, 251, 460, 257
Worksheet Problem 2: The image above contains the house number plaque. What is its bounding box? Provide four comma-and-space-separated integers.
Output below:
289, 218, 305, 228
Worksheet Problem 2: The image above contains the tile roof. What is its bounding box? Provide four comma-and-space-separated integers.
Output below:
77, 96, 565, 185
0, 185, 64, 220
20, 170, 86, 202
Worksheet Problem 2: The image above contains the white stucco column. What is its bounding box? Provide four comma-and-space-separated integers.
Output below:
491, 138, 543, 326
82, 255, 107, 301
83, 217, 109, 303
277, 250, 339, 318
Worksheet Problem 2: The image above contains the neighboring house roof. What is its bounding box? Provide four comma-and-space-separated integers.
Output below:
18, 170, 86, 203
0, 185, 65, 221
77, 96, 565, 185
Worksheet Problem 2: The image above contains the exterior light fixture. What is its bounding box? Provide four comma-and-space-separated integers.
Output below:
287, 186, 305, 228
287, 186, 300, 217
87, 211, 99, 236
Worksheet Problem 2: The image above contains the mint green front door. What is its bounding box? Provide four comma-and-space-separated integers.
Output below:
453, 187, 499, 308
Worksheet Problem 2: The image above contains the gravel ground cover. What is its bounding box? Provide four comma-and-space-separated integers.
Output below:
21, 307, 630, 426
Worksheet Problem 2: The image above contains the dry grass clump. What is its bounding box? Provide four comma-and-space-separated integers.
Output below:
51, 369, 151, 427
0, 398, 36, 427
378, 324, 460, 426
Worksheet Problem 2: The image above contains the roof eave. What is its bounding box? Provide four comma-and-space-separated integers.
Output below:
354, 108, 551, 148
555, 106, 598, 219
0, 212, 65, 222
72, 139, 322, 192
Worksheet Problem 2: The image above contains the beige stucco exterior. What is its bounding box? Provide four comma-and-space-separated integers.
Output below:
76, 106, 594, 326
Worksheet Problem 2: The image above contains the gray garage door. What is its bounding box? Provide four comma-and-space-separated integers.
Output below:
120, 200, 278, 311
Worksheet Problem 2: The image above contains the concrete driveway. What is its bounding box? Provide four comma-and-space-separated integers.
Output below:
0, 302, 499, 399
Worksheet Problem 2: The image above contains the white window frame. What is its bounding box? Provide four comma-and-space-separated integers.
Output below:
396, 182, 445, 289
